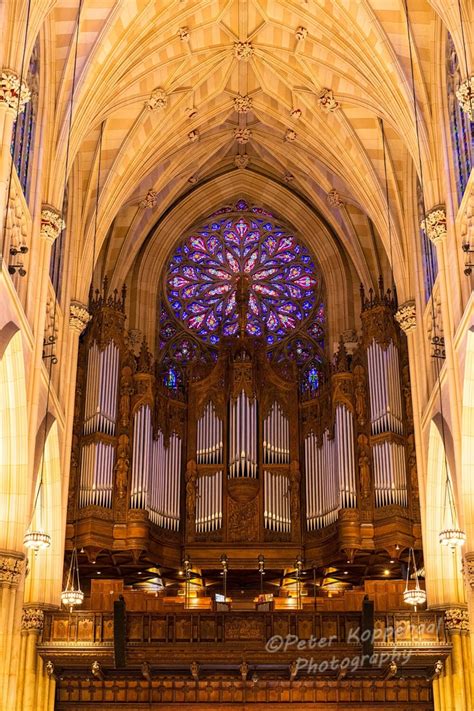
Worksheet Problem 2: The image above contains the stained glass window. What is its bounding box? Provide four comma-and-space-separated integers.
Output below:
166, 201, 319, 346
417, 181, 438, 303
11, 37, 39, 200
446, 32, 473, 203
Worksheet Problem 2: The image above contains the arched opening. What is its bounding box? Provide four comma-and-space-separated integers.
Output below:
24, 419, 63, 605
424, 418, 464, 607
461, 327, 474, 544
0, 325, 29, 552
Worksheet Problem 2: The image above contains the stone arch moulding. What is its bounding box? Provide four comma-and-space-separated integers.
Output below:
120, 172, 367, 352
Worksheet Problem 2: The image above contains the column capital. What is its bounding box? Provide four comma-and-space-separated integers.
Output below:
395, 300, 416, 333
0, 549, 25, 587
420, 205, 447, 246
456, 76, 474, 121
69, 300, 91, 334
40, 204, 65, 244
21, 606, 45, 632
444, 607, 470, 634
0, 69, 30, 114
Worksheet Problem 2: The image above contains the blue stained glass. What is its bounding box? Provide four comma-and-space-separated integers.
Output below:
164, 368, 177, 389
166, 206, 320, 345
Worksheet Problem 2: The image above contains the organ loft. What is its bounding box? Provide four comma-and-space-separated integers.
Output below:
1, 2, 473, 710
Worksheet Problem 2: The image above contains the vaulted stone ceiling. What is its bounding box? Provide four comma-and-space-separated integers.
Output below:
6, 0, 471, 306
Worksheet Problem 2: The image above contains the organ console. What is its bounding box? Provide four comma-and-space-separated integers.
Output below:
67, 275, 420, 576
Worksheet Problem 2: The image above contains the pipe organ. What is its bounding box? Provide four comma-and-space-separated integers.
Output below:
196, 471, 223, 533
263, 402, 290, 464
264, 471, 291, 533
229, 391, 258, 477
68, 277, 420, 571
197, 402, 223, 465
304, 431, 339, 530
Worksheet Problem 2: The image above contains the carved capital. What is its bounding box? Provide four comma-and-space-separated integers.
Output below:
0, 70, 30, 113
456, 76, 474, 120
21, 606, 45, 632
40, 205, 65, 244
0, 550, 24, 587
395, 300, 416, 333
444, 607, 470, 633
69, 301, 91, 334
421, 206, 447, 246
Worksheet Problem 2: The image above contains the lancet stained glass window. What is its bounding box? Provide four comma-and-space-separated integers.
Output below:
166, 202, 320, 346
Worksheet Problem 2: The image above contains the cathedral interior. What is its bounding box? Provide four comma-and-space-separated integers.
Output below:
0, 0, 473, 709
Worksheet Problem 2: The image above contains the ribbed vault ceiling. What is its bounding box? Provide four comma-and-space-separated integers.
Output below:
7, 0, 470, 303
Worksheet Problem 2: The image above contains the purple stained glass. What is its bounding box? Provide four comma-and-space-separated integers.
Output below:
166, 209, 319, 344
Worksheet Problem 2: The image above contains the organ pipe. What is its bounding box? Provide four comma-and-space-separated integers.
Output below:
83, 341, 119, 436
335, 405, 356, 509
147, 431, 182, 530
263, 471, 291, 533
263, 402, 290, 465
79, 441, 114, 508
367, 341, 403, 436
304, 431, 339, 530
196, 471, 223, 533
373, 441, 407, 507
229, 391, 257, 477
197, 402, 223, 464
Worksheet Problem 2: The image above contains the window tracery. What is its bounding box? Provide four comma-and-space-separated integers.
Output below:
446, 32, 473, 203
159, 201, 326, 393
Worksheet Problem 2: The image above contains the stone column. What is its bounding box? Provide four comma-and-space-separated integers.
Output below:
0, 551, 25, 710
0, 70, 30, 246
440, 608, 472, 711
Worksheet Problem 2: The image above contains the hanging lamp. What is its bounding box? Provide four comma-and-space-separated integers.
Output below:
61, 547, 84, 609
403, 548, 426, 607
439, 473, 466, 548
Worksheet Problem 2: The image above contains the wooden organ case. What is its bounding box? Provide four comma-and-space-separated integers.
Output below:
185, 337, 300, 549
66, 278, 421, 573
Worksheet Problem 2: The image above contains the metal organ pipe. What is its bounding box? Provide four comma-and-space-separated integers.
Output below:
79, 441, 114, 508
367, 339, 407, 507
196, 471, 223, 533
335, 405, 356, 509
147, 430, 182, 530
229, 391, 257, 478
83, 341, 119, 436
264, 471, 291, 533
304, 431, 339, 530
263, 403, 290, 465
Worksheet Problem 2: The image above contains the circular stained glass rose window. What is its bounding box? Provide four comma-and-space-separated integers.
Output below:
166, 204, 319, 345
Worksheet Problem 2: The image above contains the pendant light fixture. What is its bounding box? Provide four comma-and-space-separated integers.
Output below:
403, 547, 426, 607
403, 0, 466, 550
439, 470, 466, 548
59, 0, 88, 608
61, 547, 84, 610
